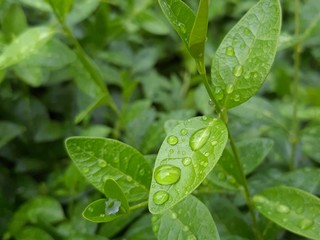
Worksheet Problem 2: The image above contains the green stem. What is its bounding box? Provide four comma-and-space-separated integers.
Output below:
289, 0, 301, 171
129, 201, 148, 211
196, 59, 262, 240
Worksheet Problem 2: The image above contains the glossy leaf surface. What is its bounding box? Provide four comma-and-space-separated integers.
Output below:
65, 137, 152, 202
152, 195, 220, 240
0, 26, 55, 70
149, 116, 228, 214
211, 0, 281, 109
253, 185, 320, 240
158, 0, 195, 48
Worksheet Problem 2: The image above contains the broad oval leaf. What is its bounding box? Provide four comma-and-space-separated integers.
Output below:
0, 26, 55, 70
65, 137, 152, 202
158, 0, 195, 47
148, 116, 228, 214
211, 0, 281, 109
83, 198, 125, 223
253, 185, 320, 240
152, 195, 220, 240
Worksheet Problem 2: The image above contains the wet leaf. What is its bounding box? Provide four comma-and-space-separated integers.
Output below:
103, 178, 129, 213
152, 195, 220, 240
65, 137, 152, 202
253, 185, 320, 240
148, 116, 228, 214
211, 0, 281, 108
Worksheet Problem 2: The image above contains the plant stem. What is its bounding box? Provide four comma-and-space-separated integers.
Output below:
129, 201, 148, 211
196, 60, 262, 240
289, 0, 301, 171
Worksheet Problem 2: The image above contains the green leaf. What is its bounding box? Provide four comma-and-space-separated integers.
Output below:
82, 199, 125, 223
238, 138, 273, 175
65, 137, 152, 202
152, 195, 220, 240
188, 0, 208, 60
253, 185, 320, 240
158, 0, 195, 47
0, 26, 56, 70
46, 0, 73, 22
103, 178, 130, 213
15, 226, 55, 240
0, 121, 25, 148
301, 125, 320, 163
148, 116, 228, 214
211, 0, 281, 109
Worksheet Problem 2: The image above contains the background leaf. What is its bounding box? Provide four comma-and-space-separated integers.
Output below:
148, 116, 228, 214
65, 137, 152, 202
0, 121, 25, 148
152, 195, 220, 240
253, 185, 320, 240
211, 0, 281, 109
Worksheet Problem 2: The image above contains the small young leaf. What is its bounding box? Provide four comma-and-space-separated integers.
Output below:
46, 0, 73, 22
83, 199, 125, 223
0, 26, 55, 70
188, 0, 208, 60
211, 0, 281, 109
148, 116, 228, 214
65, 137, 152, 202
152, 195, 220, 240
103, 178, 129, 213
158, 0, 195, 47
253, 185, 320, 240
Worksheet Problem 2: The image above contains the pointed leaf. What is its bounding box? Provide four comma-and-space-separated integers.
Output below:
83, 199, 125, 223
158, 0, 195, 47
253, 186, 320, 240
148, 116, 228, 214
46, 0, 73, 22
65, 137, 152, 202
152, 195, 220, 240
0, 26, 55, 70
103, 178, 129, 213
188, 0, 208, 60
211, 0, 281, 109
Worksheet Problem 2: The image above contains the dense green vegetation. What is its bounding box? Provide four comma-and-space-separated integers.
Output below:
0, 0, 320, 239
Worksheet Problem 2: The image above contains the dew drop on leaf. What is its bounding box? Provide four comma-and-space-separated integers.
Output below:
295, 206, 304, 214
180, 129, 188, 136
208, 98, 214, 106
154, 164, 181, 185
202, 116, 208, 121
99, 214, 105, 217
171, 212, 177, 219
233, 65, 243, 77
153, 190, 169, 205
82, 167, 89, 173
226, 84, 234, 94
139, 169, 145, 176
298, 218, 314, 230
182, 157, 192, 166
98, 159, 107, 167
276, 204, 290, 214
189, 127, 211, 151
178, 22, 186, 34
167, 135, 179, 145
183, 226, 189, 232
225, 46, 235, 56
233, 94, 240, 102
211, 140, 218, 146
88, 207, 94, 212
126, 176, 133, 182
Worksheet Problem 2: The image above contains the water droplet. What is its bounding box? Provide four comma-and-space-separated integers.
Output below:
126, 176, 133, 182
187, 235, 197, 240
169, 149, 174, 154
244, 72, 251, 79
208, 99, 214, 106
183, 226, 189, 232
202, 116, 208, 121
152, 224, 159, 233
82, 167, 89, 173
295, 206, 304, 214
139, 169, 145, 175
99, 214, 106, 218
253, 195, 268, 204
167, 135, 179, 145
189, 127, 211, 151
88, 207, 94, 212
182, 151, 186, 156
178, 22, 186, 33
204, 152, 209, 157
233, 65, 243, 77
226, 46, 235, 56
211, 140, 218, 146
171, 213, 177, 219
226, 84, 234, 94
154, 164, 181, 185
180, 129, 188, 136
233, 94, 240, 102
277, 204, 290, 214
227, 176, 236, 184
153, 190, 169, 205
244, 28, 251, 35
105, 198, 121, 215
202, 160, 208, 167
253, 72, 258, 78
98, 159, 107, 167
182, 157, 192, 166
299, 218, 314, 230
215, 87, 224, 100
